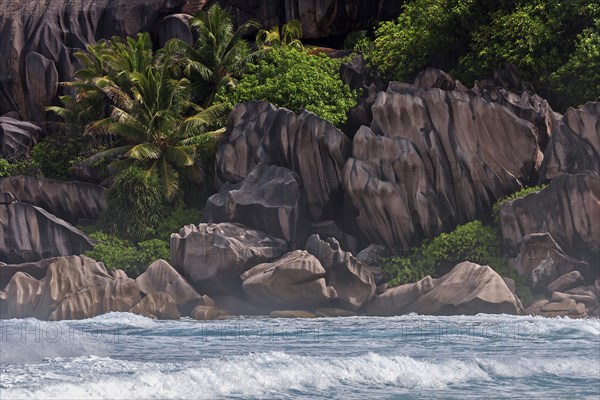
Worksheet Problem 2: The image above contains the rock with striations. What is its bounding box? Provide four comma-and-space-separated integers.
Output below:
0, 0, 188, 120
207, 0, 402, 39
214, 101, 351, 222
343, 88, 542, 248
1, 256, 141, 320
241, 250, 337, 309
499, 171, 600, 265
508, 233, 590, 293
204, 163, 308, 243
305, 234, 375, 310
539, 102, 600, 182
170, 222, 288, 296
546, 271, 586, 295
135, 259, 207, 315
407, 262, 522, 315
129, 291, 180, 320
0, 117, 42, 159
0, 202, 95, 263
0, 176, 106, 224
366, 275, 436, 316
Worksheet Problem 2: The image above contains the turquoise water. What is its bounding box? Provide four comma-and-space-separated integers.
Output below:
1, 313, 599, 399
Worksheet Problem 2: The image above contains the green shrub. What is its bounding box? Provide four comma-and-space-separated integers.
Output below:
154, 206, 202, 241
382, 220, 533, 306
492, 185, 547, 220
0, 158, 42, 178
30, 135, 87, 180
215, 46, 357, 126
343, 31, 373, 54
84, 232, 169, 277
99, 167, 167, 242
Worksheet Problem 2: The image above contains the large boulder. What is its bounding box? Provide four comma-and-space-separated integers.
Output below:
129, 291, 180, 320
343, 88, 542, 248
508, 233, 589, 293
0, 176, 106, 224
0, 0, 188, 120
0, 201, 95, 263
170, 222, 288, 296
0, 117, 42, 159
499, 171, 600, 266
1, 256, 141, 320
241, 250, 337, 309
539, 102, 600, 182
366, 276, 436, 316
406, 262, 522, 315
203, 163, 307, 243
215, 101, 351, 222
305, 234, 375, 310
135, 259, 207, 315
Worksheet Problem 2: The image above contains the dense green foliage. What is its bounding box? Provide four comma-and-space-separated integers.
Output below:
367, 0, 599, 109
84, 232, 169, 277
256, 20, 303, 50
98, 167, 167, 242
29, 135, 87, 180
216, 47, 357, 126
381, 220, 533, 306
0, 158, 42, 178
382, 221, 503, 286
153, 206, 203, 241
165, 4, 260, 106
492, 184, 548, 220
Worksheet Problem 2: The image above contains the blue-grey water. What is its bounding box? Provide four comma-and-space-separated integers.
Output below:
0, 313, 599, 399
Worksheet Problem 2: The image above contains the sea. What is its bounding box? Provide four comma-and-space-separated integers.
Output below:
0, 313, 598, 399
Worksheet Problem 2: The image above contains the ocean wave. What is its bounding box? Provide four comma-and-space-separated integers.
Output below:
1, 351, 598, 399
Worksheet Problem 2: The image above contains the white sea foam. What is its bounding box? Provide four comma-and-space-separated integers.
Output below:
2, 351, 598, 400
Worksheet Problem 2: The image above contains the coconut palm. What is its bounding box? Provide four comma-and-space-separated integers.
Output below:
92, 60, 226, 201
255, 20, 303, 50
165, 4, 260, 106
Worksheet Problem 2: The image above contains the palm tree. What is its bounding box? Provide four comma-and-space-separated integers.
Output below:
92, 61, 226, 201
165, 4, 260, 106
255, 20, 303, 50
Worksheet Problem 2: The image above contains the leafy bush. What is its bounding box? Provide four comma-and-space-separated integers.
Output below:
30, 135, 87, 180
99, 167, 167, 242
492, 185, 547, 220
154, 206, 202, 241
0, 157, 42, 178
551, 18, 600, 107
215, 46, 357, 126
84, 232, 169, 277
343, 30, 373, 54
381, 220, 533, 306
382, 221, 503, 286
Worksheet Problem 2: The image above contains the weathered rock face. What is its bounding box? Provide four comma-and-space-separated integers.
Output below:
546, 271, 586, 295
305, 234, 375, 310
366, 275, 436, 316
1, 256, 142, 320
508, 233, 589, 293
215, 101, 351, 222
204, 163, 307, 243
0, 176, 106, 224
407, 262, 522, 315
499, 171, 600, 265
539, 102, 600, 182
0, 202, 95, 263
135, 259, 205, 315
207, 0, 402, 39
170, 222, 288, 296
129, 291, 180, 320
241, 250, 337, 309
344, 89, 542, 248
0, 0, 188, 120
0, 117, 42, 159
